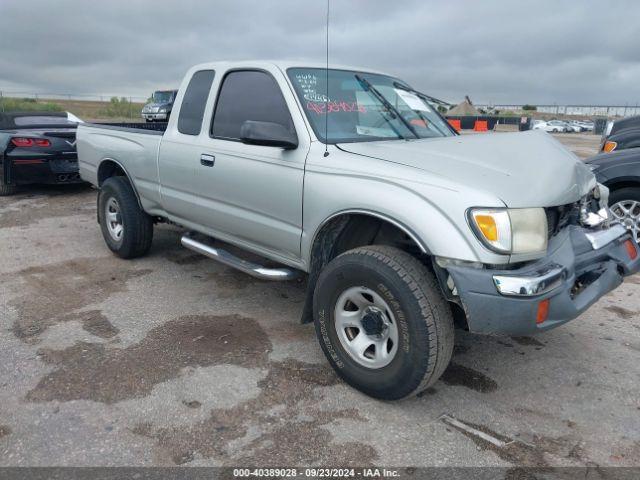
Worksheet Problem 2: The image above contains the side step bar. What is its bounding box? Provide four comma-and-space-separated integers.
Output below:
181, 233, 300, 281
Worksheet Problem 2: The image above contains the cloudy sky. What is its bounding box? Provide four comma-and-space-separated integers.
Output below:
1, 0, 639, 105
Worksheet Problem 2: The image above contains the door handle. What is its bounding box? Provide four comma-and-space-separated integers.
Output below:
200, 154, 215, 167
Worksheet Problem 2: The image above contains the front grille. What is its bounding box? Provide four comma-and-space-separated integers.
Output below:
545, 209, 559, 238
545, 203, 580, 239
545, 189, 604, 239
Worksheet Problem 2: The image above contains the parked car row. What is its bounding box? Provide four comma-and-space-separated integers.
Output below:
532, 119, 594, 133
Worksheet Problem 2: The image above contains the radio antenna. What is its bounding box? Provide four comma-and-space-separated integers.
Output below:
323, 0, 330, 157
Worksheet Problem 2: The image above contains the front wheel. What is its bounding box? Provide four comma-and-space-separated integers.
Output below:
609, 187, 640, 244
98, 176, 153, 258
313, 245, 454, 400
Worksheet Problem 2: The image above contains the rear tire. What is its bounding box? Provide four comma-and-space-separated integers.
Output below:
98, 176, 153, 258
0, 179, 17, 196
313, 245, 454, 400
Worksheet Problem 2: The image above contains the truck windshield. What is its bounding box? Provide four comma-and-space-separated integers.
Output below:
287, 68, 454, 144
152, 91, 174, 103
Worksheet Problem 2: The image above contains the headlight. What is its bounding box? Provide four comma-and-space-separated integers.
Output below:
468, 207, 548, 254
159, 107, 167, 113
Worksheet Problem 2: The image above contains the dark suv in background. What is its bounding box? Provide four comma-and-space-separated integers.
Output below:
141, 89, 178, 122
587, 148, 640, 244
600, 115, 640, 153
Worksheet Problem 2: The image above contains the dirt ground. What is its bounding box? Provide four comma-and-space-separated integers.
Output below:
1, 134, 639, 471
551, 132, 602, 159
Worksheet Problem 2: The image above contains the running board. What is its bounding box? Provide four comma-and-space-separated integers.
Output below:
180, 234, 300, 281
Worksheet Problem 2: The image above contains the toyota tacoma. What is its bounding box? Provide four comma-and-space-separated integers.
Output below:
77, 61, 640, 400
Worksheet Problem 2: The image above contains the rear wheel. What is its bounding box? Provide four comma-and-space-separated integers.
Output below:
98, 176, 153, 258
609, 187, 640, 244
313, 245, 454, 400
0, 177, 17, 196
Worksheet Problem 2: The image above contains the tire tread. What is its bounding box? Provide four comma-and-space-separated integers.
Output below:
98, 176, 153, 258
0, 179, 17, 196
315, 245, 454, 399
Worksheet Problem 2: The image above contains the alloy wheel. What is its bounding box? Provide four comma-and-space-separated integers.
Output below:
611, 200, 640, 244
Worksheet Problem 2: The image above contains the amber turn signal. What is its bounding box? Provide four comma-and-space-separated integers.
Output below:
536, 299, 550, 324
603, 141, 617, 153
624, 239, 638, 260
474, 215, 498, 242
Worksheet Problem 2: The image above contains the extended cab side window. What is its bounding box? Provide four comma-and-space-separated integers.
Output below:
178, 70, 215, 135
211, 70, 295, 140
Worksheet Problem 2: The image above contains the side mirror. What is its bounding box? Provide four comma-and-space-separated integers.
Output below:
240, 121, 298, 149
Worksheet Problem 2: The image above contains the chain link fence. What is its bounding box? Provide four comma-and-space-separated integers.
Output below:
475, 103, 640, 118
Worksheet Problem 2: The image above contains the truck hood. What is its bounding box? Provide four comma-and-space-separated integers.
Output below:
337, 130, 596, 208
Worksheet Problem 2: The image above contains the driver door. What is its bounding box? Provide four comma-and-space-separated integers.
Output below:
191, 68, 309, 262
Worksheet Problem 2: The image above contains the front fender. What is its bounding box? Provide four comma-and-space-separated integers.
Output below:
301, 151, 507, 266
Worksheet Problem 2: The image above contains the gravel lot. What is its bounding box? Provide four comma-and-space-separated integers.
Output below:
1, 133, 639, 470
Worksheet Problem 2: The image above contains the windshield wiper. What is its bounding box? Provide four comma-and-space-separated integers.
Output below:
392, 82, 456, 136
392, 82, 451, 108
355, 74, 419, 140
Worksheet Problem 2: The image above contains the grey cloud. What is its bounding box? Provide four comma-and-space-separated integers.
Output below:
0, 0, 639, 104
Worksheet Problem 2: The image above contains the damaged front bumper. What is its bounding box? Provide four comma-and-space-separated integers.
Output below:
446, 224, 639, 335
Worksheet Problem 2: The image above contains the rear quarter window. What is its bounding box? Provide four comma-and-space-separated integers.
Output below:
178, 70, 216, 135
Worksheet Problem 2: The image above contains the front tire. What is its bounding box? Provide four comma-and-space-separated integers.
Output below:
609, 187, 640, 244
313, 245, 454, 400
98, 176, 153, 258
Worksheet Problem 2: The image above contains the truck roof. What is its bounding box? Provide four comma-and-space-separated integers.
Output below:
187, 60, 391, 77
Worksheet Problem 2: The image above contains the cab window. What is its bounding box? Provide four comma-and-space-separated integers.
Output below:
211, 70, 295, 141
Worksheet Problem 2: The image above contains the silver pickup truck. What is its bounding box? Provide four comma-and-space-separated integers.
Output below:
78, 61, 640, 400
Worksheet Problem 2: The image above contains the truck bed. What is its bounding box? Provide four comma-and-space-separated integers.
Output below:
76, 122, 166, 214
90, 122, 168, 134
